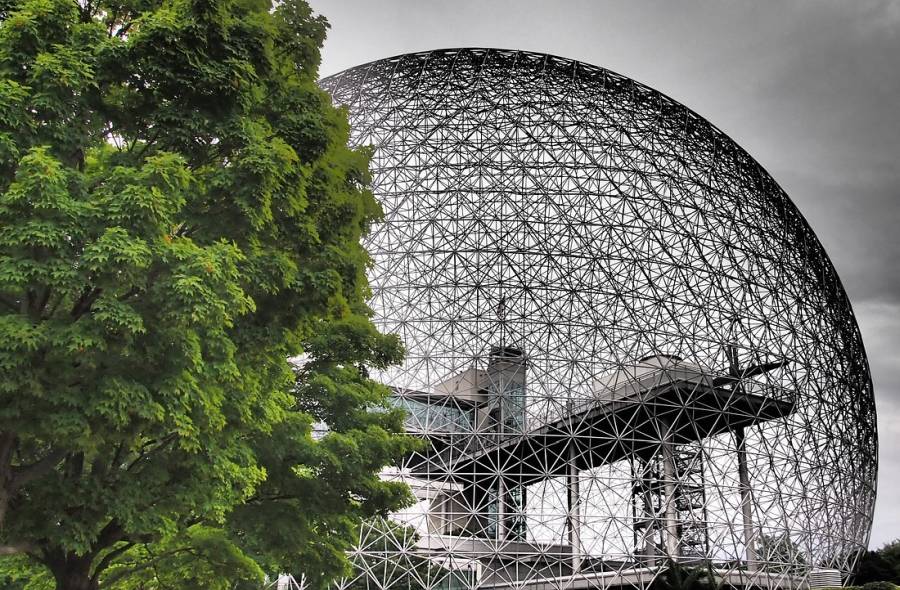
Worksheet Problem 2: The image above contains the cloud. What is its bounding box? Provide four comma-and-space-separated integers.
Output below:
726, 2, 900, 306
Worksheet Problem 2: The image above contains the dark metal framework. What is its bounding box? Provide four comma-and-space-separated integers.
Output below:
320, 48, 876, 590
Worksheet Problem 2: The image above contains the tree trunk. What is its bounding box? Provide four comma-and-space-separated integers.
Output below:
49, 554, 98, 590
0, 486, 8, 531
0, 430, 16, 529
55, 574, 96, 590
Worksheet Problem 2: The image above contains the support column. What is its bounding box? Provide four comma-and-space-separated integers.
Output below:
736, 426, 756, 570
567, 443, 581, 573
497, 477, 506, 540
661, 424, 680, 559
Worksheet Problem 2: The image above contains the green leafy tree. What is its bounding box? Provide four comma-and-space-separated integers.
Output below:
757, 532, 807, 575
855, 540, 900, 585
649, 559, 716, 590
0, 0, 417, 587
0, 555, 53, 589
92, 526, 266, 589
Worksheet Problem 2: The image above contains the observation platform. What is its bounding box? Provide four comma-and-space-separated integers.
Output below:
393, 356, 793, 487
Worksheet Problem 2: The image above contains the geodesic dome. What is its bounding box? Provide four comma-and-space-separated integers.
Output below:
320, 48, 877, 590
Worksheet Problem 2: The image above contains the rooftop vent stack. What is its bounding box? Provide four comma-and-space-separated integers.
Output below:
487, 347, 527, 434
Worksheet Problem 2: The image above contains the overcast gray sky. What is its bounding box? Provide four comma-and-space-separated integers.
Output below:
308, 0, 900, 549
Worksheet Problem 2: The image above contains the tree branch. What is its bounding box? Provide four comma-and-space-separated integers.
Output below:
63, 452, 84, 481
34, 285, 52, 319
245, 493, 300, 505
91, 541, 136, 582
70, 286, 102, 319
95, 519, 125, 549
133, 127, 162, 159
125, 433, 178, 472
0, 295, 18, 312
0, 542, 37, 555
43, 291, 66, 319
0, 432, 15, 476
115, 20, 133, 39
10, 448, 67, 490
100, 547, 195, 585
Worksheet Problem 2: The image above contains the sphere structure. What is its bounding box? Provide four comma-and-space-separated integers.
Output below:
320, 48, 876, 590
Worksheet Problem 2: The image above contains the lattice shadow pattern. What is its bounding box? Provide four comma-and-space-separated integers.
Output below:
319, 48, 876, 590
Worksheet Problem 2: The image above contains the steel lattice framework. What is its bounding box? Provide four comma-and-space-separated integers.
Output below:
319, 48, 877, 590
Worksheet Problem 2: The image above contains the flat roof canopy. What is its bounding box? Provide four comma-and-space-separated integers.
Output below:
397, 357, 793, 487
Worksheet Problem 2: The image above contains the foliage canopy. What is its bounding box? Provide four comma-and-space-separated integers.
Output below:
855, 540, 900, 586
648, 560, 716, 590
0, 0, 416, 587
